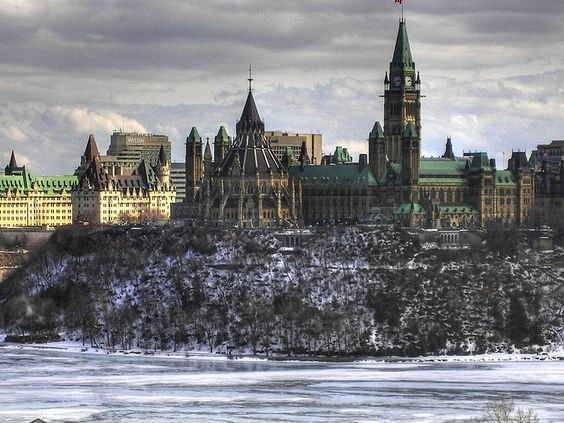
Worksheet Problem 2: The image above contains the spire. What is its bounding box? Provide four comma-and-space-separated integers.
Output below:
157, 144, 168, 166
369, 121, 384, 141
84, 134, 100, 162
391, 20, 414, 72
248, 63, 253, 92
236, 73, 264, 140
442, 137, 455, 160
8, 150, 17, 169
204, 139, 212, 161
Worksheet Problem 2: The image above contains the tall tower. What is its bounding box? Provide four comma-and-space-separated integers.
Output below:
214, 126, 230, 165
401, 122, 420, 201
185, 126, 203, 204
383, 20, 421, 165
368, 121, 385, 179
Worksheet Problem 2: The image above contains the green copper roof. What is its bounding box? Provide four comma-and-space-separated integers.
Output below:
0, 171, 77, 198
391, 20, 415, 72
215, 125, 230, 143
467, 152, 492, 172
439, 205, 478, 215
402, 121, 418, 138
289, 163, 378, 186
187, 127, 202, 144
419, 158, 467, 177
396, 203, 426, 215
495, 170, 517, 186
333, 146, 352, 164
369, 121, 384, 141
529, 150, 539, 166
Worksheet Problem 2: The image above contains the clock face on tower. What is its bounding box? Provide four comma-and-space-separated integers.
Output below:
393, 76, 401, 87
405, 76, 412, 86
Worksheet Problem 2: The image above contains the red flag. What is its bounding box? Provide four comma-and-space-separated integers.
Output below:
395, 0, 402, 4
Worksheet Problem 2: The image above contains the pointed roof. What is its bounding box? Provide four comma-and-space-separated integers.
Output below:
215, 79, 285, 178
157, 144, 168, 166
369, 121, 384, 141
236, 90, 265, 142
204, 140, 212, 160
187, 127, 202, 144
214, 125, 230, 144
8, 150, 18, 169
442, 137, 455, 160
391, 20, 415, 72
84, 134, 100, 162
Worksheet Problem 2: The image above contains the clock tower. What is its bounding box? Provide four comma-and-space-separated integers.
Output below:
382, 19, 421, 173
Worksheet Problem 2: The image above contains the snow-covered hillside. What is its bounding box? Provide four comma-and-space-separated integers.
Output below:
1, 225, 563, 356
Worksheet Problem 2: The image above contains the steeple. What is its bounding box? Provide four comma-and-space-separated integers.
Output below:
84, 134, 100, 162
383, 19, 421, 166
442, 137, 455, 160
157, 143, 168, 166
5, 150, 18, 175
391, 20, 415, 73
216, 73, 285, 179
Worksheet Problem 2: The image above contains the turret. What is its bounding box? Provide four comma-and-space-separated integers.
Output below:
214, 126, 230, 165
368, 121, 385, 179
185, 126, 203, 204
155, 144, 170, 186
442, 137, 455, 160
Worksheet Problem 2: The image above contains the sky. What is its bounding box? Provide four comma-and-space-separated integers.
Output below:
0, 0, 563, 175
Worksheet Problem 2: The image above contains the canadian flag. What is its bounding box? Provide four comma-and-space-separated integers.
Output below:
395, 0, 402, 4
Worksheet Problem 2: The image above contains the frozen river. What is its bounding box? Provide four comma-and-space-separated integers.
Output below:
1, 346, 564, 422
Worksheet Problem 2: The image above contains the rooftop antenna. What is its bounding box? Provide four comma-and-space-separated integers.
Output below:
248, 63, 253, 92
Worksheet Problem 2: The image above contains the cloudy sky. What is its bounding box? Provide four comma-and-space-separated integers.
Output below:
1, 0, 563, 175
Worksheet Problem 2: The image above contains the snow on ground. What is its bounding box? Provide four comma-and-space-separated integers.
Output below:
1, 343, 564, 423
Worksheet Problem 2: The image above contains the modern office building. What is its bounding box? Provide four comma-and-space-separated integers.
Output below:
101, 131, 171, 173
265, 131, 322, 165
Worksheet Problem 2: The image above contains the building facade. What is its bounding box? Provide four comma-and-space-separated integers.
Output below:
265, 131, 323, 166
175, 81, 298, 227
290, 20, 534, 228
73, 135, 176, 224
0, 152, 77, 228
531, 140, 564, 223
101, 131, 171, 174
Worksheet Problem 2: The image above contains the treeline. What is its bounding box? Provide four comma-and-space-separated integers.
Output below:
0, 225, 562, 356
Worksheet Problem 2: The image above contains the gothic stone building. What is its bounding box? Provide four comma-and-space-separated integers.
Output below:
289, 19, 534, 228
174, 83, 298, 228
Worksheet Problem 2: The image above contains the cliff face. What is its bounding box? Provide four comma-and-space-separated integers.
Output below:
1, 225, 563, 356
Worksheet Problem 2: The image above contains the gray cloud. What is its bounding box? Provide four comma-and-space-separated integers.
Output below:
0, 0, 562, 175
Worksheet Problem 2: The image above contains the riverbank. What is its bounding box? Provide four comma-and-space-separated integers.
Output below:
2, 337, 563, 364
